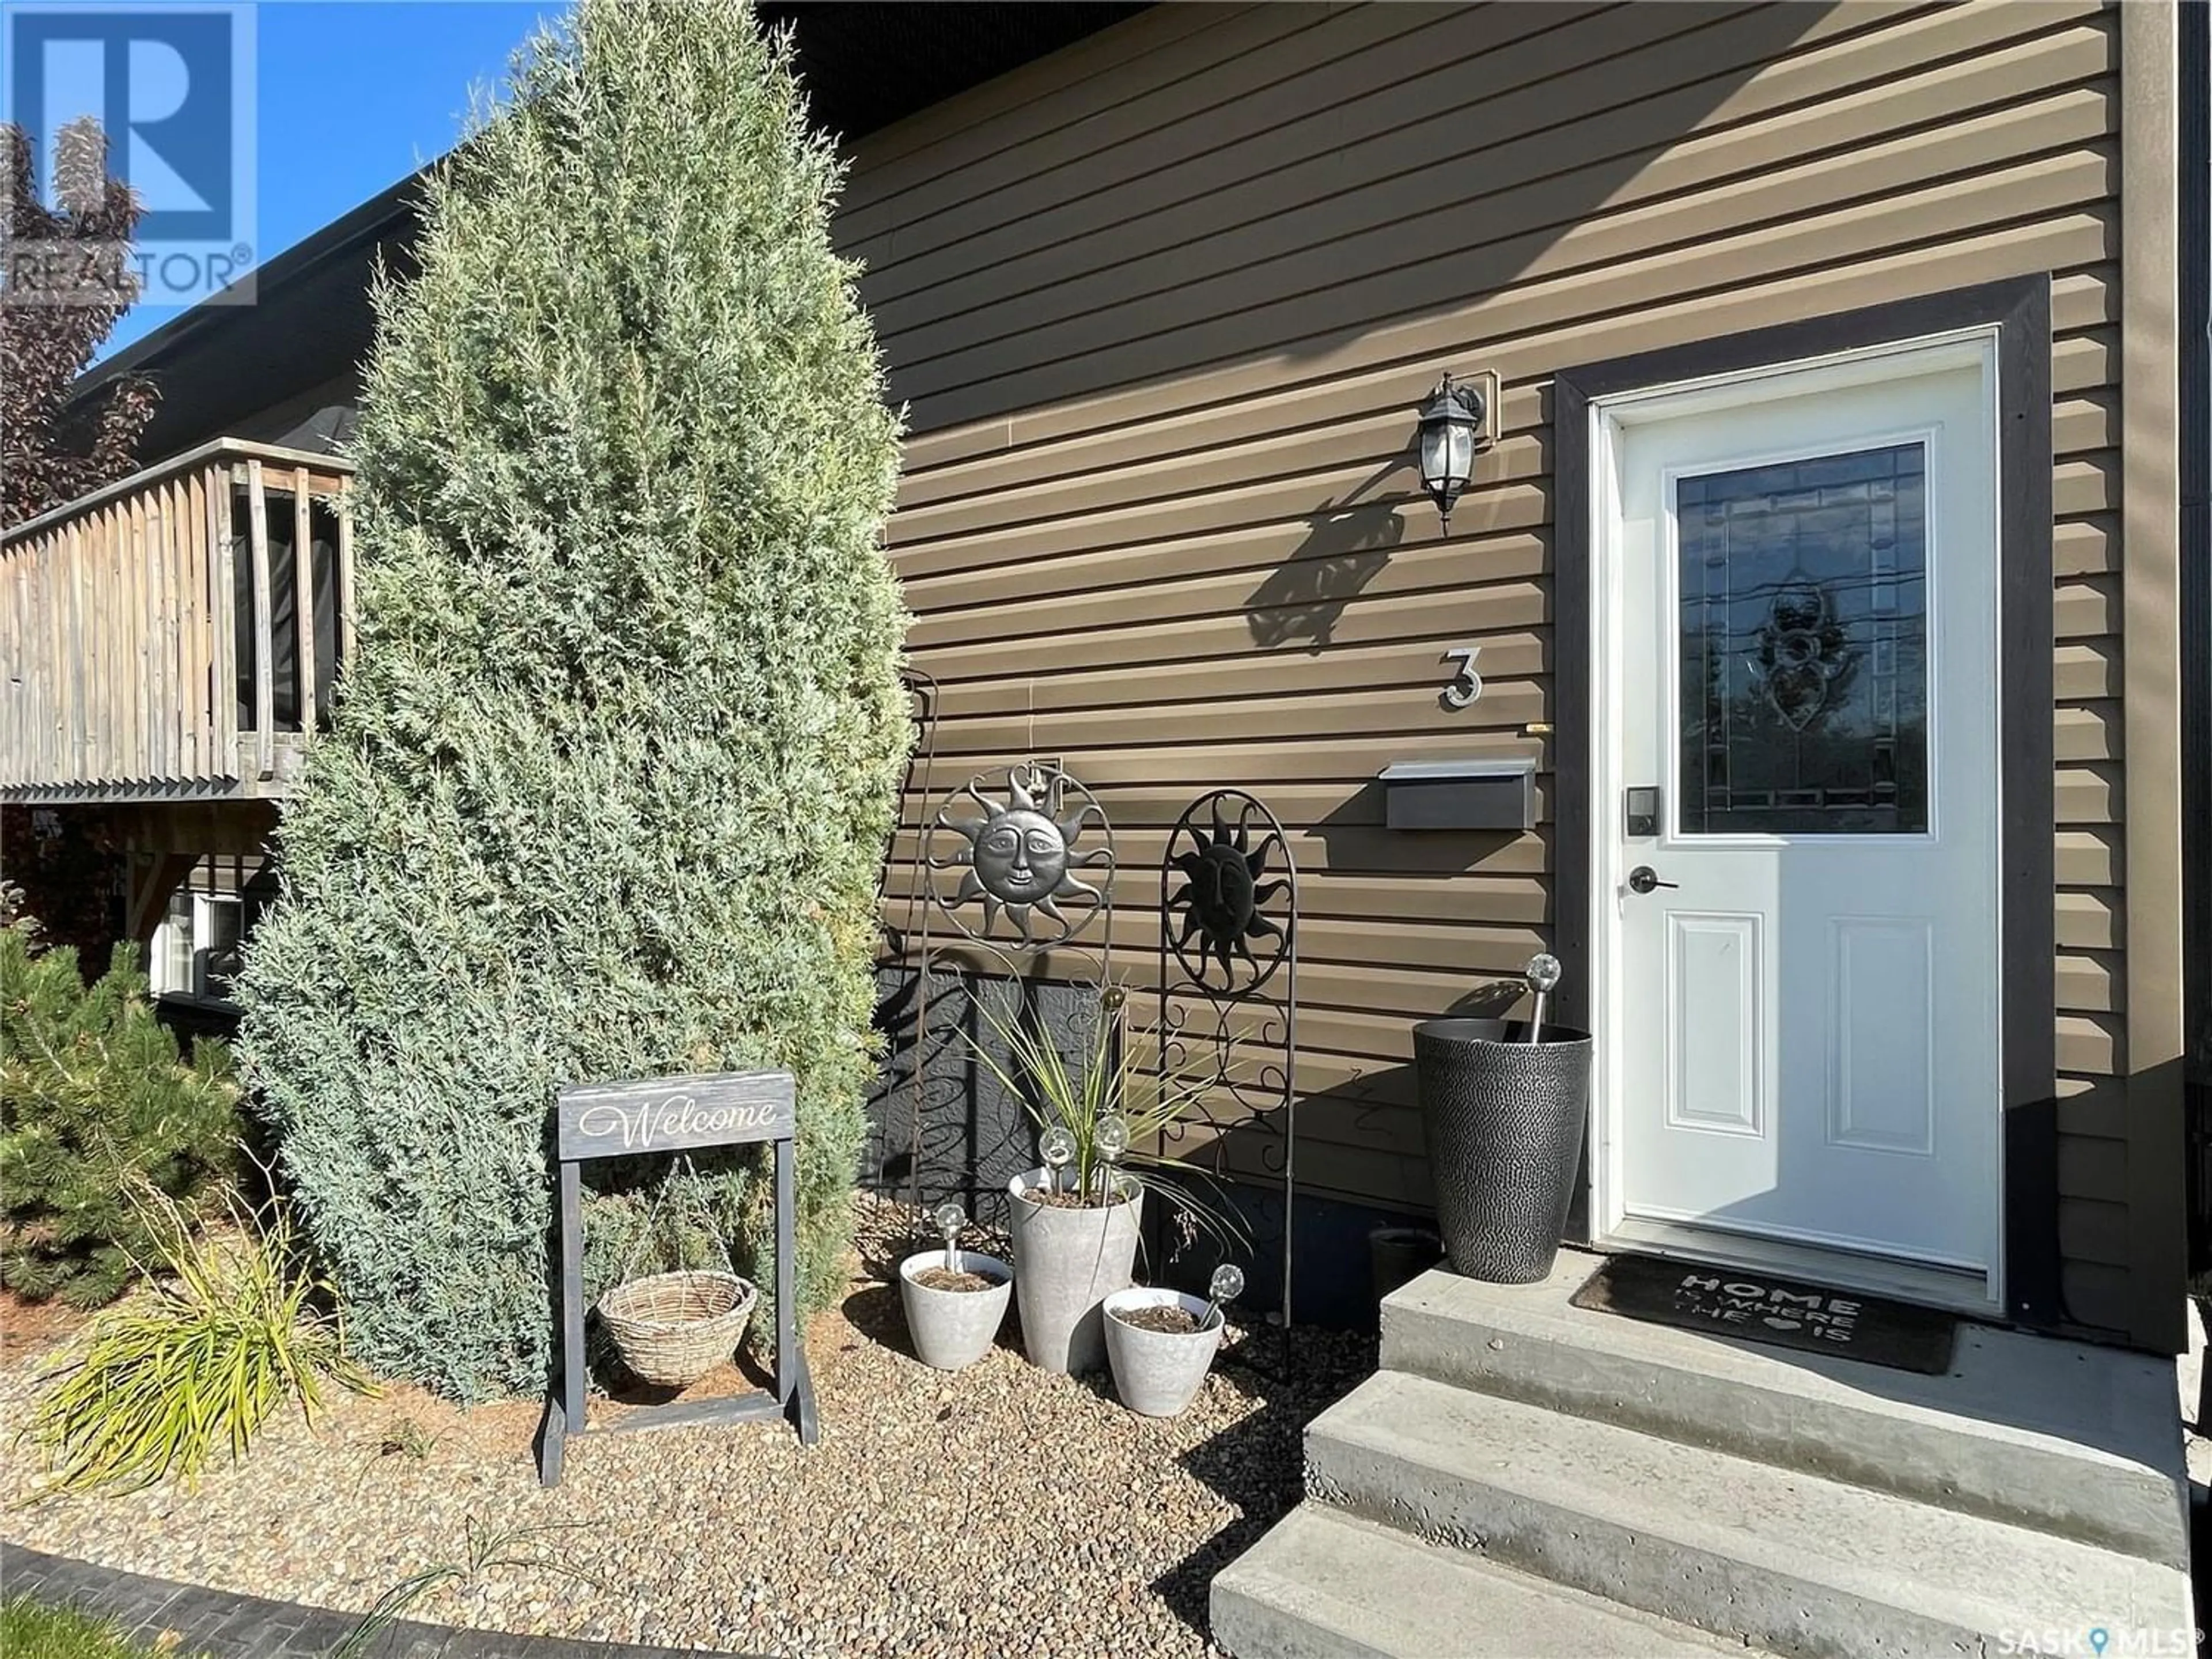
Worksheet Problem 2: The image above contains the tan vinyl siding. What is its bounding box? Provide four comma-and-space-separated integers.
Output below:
851, 2, 2137, 1331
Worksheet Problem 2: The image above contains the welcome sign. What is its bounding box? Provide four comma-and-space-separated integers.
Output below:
556, 1071, 794, 1159
540, 1066, 813, 1486
1571, 1255, 1958, 1375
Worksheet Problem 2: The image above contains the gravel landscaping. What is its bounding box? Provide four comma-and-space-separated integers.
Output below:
1, 1195, 1372, 1658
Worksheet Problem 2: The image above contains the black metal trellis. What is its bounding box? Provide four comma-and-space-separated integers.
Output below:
1154, 787, 1301, 1350
880, 668, 941, 964
903, 757, 1119, 1212
885, 669, 947, 1210
883, 759, 1302, 1351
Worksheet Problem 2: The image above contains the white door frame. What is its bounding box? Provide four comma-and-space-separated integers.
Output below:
1582, 328, 2009, 1315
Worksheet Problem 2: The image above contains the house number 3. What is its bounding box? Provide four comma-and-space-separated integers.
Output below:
1440, 645, 1484, 710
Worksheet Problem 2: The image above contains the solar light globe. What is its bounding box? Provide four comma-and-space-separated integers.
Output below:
1039, 1124, 1077, 1191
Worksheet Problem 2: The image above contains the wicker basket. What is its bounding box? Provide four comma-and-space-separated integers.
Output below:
597, 1269, 757, 1387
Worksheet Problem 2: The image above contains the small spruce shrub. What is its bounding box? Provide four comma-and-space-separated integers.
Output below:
236, 0, 910, 1397
1, 922, 243, 1308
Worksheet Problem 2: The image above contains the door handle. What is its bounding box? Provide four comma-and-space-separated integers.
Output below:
1627, 865, 1679, 895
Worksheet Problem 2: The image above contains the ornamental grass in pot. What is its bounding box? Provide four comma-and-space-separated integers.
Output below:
972, 985, 1240, 1376
897, 1202, 1013, 1372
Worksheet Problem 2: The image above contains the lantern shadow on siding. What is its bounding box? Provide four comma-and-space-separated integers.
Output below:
1245, 487, 1405, 653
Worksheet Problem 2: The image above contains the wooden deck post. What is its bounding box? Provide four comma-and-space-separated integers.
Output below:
181, 472, 206, 777
246, 459, 275, 780
212, 467, 238, 778
294, 467, 317, 737
161, 480, 183, 779
63, 522, 82, 782
142, 484, 165, 782
337, 484, 356, 675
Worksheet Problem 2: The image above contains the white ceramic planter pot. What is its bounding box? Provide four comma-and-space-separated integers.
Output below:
898, 1250, 1014, 1372
898, 1256, 1013, 1371
1006, 1166, 1142, 1374
1103, 1287, 1223, 1418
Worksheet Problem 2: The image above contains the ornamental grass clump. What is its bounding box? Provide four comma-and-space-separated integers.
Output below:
969, 983, 1244, 1242
26, 1184, 373, 1496
329, 1517, 596, 1659
234, 0, 909, 1397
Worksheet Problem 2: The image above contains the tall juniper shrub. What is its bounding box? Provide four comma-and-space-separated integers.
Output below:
236, 0, 910, 1397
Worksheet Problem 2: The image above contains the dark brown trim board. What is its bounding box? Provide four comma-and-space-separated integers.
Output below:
2178, 0, 2212, 1298
2116, 0, 2189, 1354
1552, 276, 2061, 1332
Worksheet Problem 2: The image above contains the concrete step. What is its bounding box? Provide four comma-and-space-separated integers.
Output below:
1209, 1502, 1753, 1658
1306, 1368, 2194, 1658
1382, 1257, 2190, 1566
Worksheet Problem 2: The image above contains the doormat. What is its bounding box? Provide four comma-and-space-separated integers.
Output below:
1569, 1255, 1958, 1375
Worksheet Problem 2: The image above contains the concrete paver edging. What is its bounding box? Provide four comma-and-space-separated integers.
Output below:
1, 1544, 747, 1659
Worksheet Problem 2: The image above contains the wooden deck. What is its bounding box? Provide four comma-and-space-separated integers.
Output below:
1, 439, 354, 804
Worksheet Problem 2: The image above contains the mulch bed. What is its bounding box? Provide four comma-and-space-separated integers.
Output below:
0, 1291, 88, 1362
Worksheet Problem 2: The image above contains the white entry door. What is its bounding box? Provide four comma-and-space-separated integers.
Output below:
1594, 338, 2003, 1306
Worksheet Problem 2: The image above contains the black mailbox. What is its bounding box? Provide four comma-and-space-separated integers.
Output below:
1378, 757, 1536, 831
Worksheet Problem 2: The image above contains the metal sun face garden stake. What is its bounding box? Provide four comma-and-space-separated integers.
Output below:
1154, 789, 1302, 1372
928, 763, 1115, 949
1523, 953, 1563, 1045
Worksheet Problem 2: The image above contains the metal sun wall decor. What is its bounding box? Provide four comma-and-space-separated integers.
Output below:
1154, 789, 1301, 1347
925, 760, 1116, 951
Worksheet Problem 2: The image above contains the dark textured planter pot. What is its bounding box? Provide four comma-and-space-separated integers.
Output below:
1414, 1017, 1593, 1285
1368, 1226, 1445, 1305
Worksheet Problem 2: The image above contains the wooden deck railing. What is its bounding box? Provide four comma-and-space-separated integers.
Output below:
1, 439, 356, 803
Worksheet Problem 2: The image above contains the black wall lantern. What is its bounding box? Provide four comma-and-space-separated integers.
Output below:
1416, 371, 1495, 531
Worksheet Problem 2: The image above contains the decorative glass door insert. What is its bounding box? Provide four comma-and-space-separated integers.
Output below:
1676, 444, 1928, 836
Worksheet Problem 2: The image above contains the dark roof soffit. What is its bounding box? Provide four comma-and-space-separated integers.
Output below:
77, 2, 1146, 403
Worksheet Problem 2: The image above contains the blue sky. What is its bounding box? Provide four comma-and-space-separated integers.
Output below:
25, 1, 557, 357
